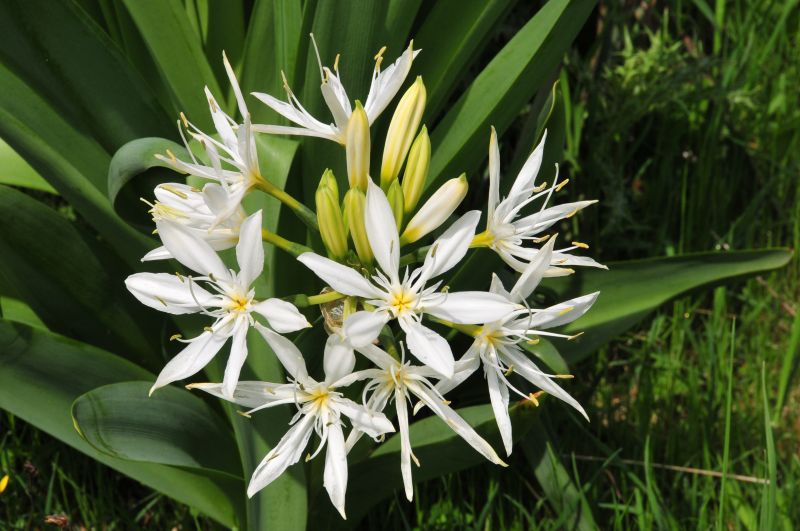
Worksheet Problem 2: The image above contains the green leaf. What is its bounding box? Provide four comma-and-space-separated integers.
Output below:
0, 139, 57, 194
0, 296, 47, 331
540, 249, 794, 364
0, 320, 244, 527
0, 185, 161, 367
426, 0, 597, 191
122, 0, 223, 128
72, 381, 241, 478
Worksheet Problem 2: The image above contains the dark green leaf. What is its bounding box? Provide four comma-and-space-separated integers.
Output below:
0, 139, 57, 194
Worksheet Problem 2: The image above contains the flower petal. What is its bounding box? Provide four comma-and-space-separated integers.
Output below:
156, 219, 230, 280
425, 291, 517, 325
336, 397, 395, 438
323, 422, 348, 519
222, 317, 250, 399
508, 129, 547, 199
436, 343, 481, 395
486, 367, 512, 455
235, 210, 264, 287
365, 180, 400, 279
355, 344, 396, 369
125, 272, 216, 315
150, 330, 229, 395
419, 210, 480, 280
187, 381, 285, 408
141, 246, 172, 262
297, 253, 379, 298
342, 311, 388, 348
399, 318, 454, 378
525, 292, 599, 330
247, 414, 315, 497
323, 334, 355, 383
254, 323, 308, 380
395, 389, 414, 501
363, 45, 420, 123
487, 127, 500, 222
253, 298, 310, 333
508, 236, 556, 302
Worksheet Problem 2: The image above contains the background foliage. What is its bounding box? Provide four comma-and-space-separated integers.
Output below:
0, 0, 797, 529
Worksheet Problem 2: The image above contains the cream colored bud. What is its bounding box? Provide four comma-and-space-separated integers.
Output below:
401, 126, 430, 213
400, 174, 468, 245
343, 188, 373, 264
381, 77, 426, 188
315, 169, 348, 260
386, 180, 405, 230
346, 101, 370, 191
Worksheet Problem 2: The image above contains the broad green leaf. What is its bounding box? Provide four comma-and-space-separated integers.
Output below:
187, 0, 246, 88
318, 404, 540, 525
0, 296, 47, 331
72, 381, 241, 478
0, 185, 161, 368
122, 0, 223, 128
0, 64, 151, 266
0, 0, 172, 149
426, 0, 597, 191
414, 0, 514, 118
383, 0, 424, 55
0, 139, 56, 194
541, 249, 793, 364
0, 320, 244, 527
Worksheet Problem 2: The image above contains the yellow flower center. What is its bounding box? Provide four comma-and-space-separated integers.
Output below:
388, 288, 416, 316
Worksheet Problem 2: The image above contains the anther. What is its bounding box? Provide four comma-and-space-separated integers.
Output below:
555, 179, 570, 192
571, 241, 589, 249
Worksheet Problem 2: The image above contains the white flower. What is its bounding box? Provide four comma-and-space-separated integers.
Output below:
141, 182, 246, 261
440, 237, 599, 455
125, 210, 310, 397
479, 127, 606, 276
156, 53, 259, 218
298, 181, 519, 378
252, 40, 419, 144
347, 343, 506, 500
189, 328, 395, 518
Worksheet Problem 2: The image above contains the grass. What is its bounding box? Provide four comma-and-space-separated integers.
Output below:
1, 1, 798, 529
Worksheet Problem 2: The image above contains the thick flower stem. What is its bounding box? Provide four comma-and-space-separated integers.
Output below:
469, 230, 494, 248
289, 290, 345, 308
427, 316, 481, 337
254, 177, 319, 231
261, 229, 311, 257
398, 245, 430, 267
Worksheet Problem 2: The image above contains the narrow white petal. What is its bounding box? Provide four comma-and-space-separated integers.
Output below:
251, 123, 340, 143
508, 130, 547, 199
141, 246, 172, 261
323, 334, 356, 383
342, 311, 388, 348
487, 127, 500, 222
488, 273, 511, 298
150, 330, 228, 394
355, 343, 395, 369
408, 382, 506, 466
254, 323, 308, 380
395, 389, 414, 501
323, 423, 348, 519
236, 210, 264, 287
365, 180, 400, 279
400, 319, 454, 378
425, 291, 517, 325
125, 273, 215, 315
297, 253, 379, 298
252, 298, 310, 333
509, 236, 556, 302
420, 210, 481, 280
486, 368, 513, 456
222, 318, 250, 399
336, 397, 395, 438
363, 46, 419, 123
525, 292, 599, 330
514, 199, 596, 234
156, 219, 230, 280
222, 52, 248, 116
436, 343, 481, 395
247, 414, 315, 497
188, 381, 284, 408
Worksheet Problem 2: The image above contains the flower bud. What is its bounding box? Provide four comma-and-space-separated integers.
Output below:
401, 126, 430, 213
386, 180, 404, 230
381, 77, 426, 189
400, 173, 468, 245
346, 101, 370, 191
343, 188, 373, 264
315, 169, 349, 260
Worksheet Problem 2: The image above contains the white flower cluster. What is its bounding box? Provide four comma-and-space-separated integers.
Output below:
126, 42, 602, 519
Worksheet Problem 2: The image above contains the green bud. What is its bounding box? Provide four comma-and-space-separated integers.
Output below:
401, 125, 430, 213
315, 169, 349, 260
346, 101, 370, 191
343, 188, 373, 264
386, 180, 405, 230
381, 77, 427, 189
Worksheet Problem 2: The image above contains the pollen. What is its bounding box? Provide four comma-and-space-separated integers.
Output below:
571, 241, 589, 249
555, 179, 570, 192
389, 288, 416, 315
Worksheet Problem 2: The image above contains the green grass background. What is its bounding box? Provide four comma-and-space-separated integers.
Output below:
2, 1, 798, 529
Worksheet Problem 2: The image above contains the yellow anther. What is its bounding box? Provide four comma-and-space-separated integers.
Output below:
175, 272, 184, 282
532, 234, 551, 244
161, 184, 188, 199
204, 326, 214, 332
528, 391, 545, 406
554, 374, 575, 379
169, 334, 182, 341
526, 338, 540, 345
504, 364, 514, 377
555, 179, 570, 192
568, 332, 584, 341
180, 112, 189, 128
208, 95, 218, 113
374, 45, 387, 62
333, 53, 340, 72
237, 410, 252, 418
166, 149, 177, 163
281, 70, 290, 91
571, 241, 589, 249
411, 452, 421, 467
156, 296, 167, 307
533, 182, 548, 193
566, 208, 579, 219
558, 306, 574, 316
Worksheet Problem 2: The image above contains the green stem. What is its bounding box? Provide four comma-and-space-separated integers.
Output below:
254, 177, 319, 231
288, 290, 345, 308
427, 315, 481, 337
261, 229, 311, 257
399, 245, 430, 267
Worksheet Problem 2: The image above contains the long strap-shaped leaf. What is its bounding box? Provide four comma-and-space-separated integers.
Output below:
426, 0, 597, 191
0, 320, 245, 527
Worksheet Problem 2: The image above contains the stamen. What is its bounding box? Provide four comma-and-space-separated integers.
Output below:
571, 241, 589, 249
309, 33, 325, 80
180, 112, 189, 128
555, 178, 569, 192
169, 334, 182, 341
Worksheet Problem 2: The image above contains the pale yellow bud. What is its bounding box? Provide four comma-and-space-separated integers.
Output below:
381, 77, 427, 188
315, 169, 348, 260
401, 126, 430, 213
346, 101, 370, 191
400, 174, 468, 245
343, 188, 373, 264
386, 180, 405, 230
